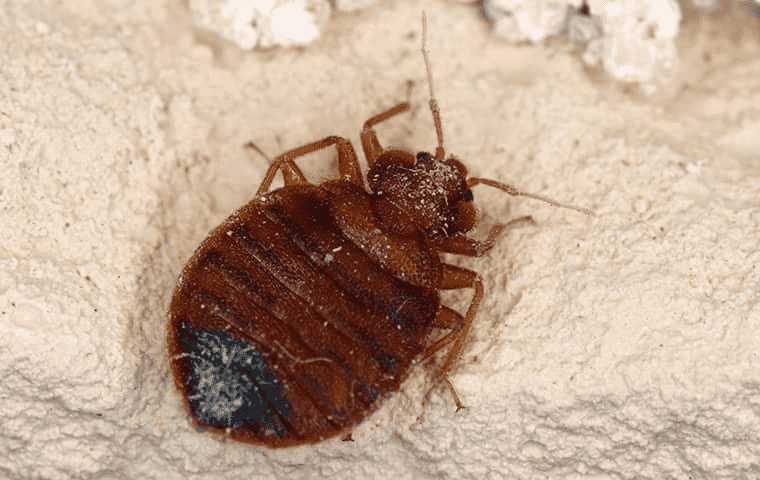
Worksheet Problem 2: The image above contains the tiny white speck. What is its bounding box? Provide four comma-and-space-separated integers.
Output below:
35, 21, 49, 34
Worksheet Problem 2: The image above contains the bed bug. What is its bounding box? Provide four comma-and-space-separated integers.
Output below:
167, 14, 592, 448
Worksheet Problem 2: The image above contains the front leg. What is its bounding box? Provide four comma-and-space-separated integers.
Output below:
360, 103, 410, 168
430, 216, 535, 256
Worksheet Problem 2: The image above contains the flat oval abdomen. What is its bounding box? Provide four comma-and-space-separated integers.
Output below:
168, 184, 439, 447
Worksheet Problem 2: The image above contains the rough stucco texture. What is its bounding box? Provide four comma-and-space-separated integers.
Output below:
2, 0, 760, 479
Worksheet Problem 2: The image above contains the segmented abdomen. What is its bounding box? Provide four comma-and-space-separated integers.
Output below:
168, 184, 439, 447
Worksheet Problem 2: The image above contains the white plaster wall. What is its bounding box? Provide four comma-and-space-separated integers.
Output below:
2, 0, 760, 479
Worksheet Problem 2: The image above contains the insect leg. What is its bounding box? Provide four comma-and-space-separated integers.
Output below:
246, 142, 308, 194
430, 216, 536, 257
420, 264, 483, 411
360, 102, 410, 168
251, 136, 361, 195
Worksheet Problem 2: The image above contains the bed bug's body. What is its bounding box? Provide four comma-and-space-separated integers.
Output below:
168, 15, 591, 448
168, 141, 484, 447
169, 179, 444, 445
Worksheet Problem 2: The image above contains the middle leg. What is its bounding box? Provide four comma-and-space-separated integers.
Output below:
422, 264, 484, 411
250, 136, 363, 196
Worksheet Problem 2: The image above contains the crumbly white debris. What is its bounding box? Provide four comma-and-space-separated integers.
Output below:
185, 329, 261, 426
188, 0, 332, 49
484, 0, 682, 91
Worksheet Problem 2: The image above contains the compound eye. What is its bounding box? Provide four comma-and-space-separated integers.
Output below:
415, 151, 434, 164
463, 190, 474, 202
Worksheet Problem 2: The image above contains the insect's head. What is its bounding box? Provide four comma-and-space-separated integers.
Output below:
365, 11, 592, 241
367, 149, 476, 240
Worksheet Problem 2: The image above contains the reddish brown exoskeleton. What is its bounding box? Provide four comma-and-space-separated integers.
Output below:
167, 13, 592, 448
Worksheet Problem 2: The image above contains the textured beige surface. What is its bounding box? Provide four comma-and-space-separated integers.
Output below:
3, 0, 760, 479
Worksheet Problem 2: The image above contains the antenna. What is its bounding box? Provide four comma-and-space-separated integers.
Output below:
421, 12, 446, 161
